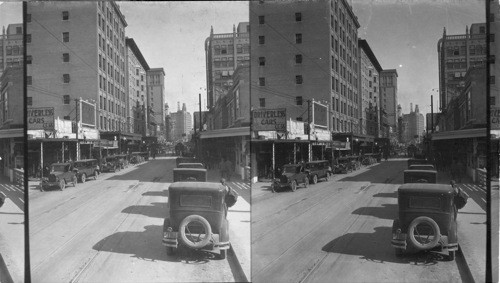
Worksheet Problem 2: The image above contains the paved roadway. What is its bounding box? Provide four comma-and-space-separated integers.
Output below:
251, 159, 482, 283
29, 156, 249, 282
0, 180, 24, 283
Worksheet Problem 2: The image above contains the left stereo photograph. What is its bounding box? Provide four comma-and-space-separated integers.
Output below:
0, 2, 26, 283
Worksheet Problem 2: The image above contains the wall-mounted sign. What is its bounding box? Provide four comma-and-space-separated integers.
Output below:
252, 108, 286, 131
313, 101, 328, 128
80, 99, 96, 127
28, 107, 54, 130
491, 107, 500, 130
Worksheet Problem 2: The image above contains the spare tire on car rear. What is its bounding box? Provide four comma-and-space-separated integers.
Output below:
179, 214, 212, 249
408, 216, 441, 250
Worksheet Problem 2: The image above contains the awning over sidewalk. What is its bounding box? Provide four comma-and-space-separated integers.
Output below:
0, 128, 23, 139
431, 128, 486, 141
200, 127, 250, 139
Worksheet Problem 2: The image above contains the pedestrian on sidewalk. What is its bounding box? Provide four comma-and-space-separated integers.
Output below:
219, 157, 227, 179
220, 178, 238, 216
225, 158, 233, 181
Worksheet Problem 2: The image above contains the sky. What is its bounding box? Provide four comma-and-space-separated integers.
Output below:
351, 0, 485, 117
120, 1, 248, 115
0, 2, 22, 28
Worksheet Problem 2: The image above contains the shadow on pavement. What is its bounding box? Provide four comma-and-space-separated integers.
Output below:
93, 225, 219, 263
121, 202, 167, 219
321, 226, 448, 264
106, 159, 174, 183
142, 190, 168, 197
351, 203, 398, 220
338, 160, 406, 184
372, 191, 397, 198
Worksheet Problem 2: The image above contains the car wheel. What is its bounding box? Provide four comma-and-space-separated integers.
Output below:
408, 216, 441, 250
312, 175, 318, 184
72, 175, 78, 187
179, 214, 212, 249
448, 250, 455, 261
303, 176, 308, 188
81, 173, 86, 183
59, 180, 65, 191
218, 249, 227, 260
166, 247, 176, 256
290, 180, 297, 192
395, 248, 404, 257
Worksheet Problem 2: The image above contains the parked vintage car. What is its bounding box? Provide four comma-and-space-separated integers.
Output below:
73, 159, 100, 183
175, 157, 200, 167
272, 164, 309, 192
408, 164, 435, 171
116, 154, 129, 169
101, 156, 121, 173
173, 168, 207, 182
305, 160, 330, 184
41, 162, 78, 191
391, 183, 466, 260
407, 158, 430, 168
162, 182, 231, 259
403, 169, 437, 184
177, 163, 205, 169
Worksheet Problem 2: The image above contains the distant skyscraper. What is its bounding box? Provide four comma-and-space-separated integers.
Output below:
380, 69, 398, 133
402, 104, 424, 143
146, 68, 165, 138
171, 102, 192, 141
0, 24, 23, 77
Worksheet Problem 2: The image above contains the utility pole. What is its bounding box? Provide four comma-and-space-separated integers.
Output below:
431, 95, 434, 133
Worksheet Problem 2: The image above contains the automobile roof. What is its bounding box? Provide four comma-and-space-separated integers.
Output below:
173, 168, 207, 171
51, 163, 70, 166
398, 183, 453, 194
306, 160, 328, 164
169, 182, 224, 193
74, 159, 98, 162
403, 169, 437, 173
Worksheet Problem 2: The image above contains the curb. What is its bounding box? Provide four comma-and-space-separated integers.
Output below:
0, 253, 13, 283
227, 245, 249, 282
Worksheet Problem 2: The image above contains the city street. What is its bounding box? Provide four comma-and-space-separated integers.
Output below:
251, 158, 485, 282
28, 156, 250, 282
0, 180, 24, 283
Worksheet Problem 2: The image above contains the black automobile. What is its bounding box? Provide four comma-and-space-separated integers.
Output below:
305, 160, 330, 184
272, 164, 309, 192
41, 163, 78, 191
73, 159, 100, 183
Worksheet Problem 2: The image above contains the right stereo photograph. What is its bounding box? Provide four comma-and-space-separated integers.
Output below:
249, 0, 498, 282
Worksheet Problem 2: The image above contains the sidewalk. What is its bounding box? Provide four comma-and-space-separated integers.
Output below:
437, 170, 486, 283
0, 197, 24, 283
206, 169, 250, 281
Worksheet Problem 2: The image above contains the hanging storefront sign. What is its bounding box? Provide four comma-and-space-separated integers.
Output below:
80, 99, 96, 127
28, 107, 54, 130
252, 108, 286, 131
313, 101, 328, 128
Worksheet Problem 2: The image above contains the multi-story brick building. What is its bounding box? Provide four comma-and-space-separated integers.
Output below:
126, 37, 149, 136
146, 68, 165, 139
171, 103, 192, 142
380, 69, 398, 138
437, 23, 487, 115
358, 39, 381, 137
251, 0, 360, 136
0, 24, 23, 77
205, 22, 249, 129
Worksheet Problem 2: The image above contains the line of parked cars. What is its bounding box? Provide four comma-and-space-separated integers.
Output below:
271, 160, 331, 192
391, 157, 467, 261
40, 154, 138, 191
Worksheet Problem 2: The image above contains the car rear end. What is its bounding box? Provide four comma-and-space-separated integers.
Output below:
403, 169, 437, 184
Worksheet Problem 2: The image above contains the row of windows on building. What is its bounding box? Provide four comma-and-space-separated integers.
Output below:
0, 58, 22, 68
213, 43, 249, 55
446, 44, 488, 56
98, 74, 126, 103
98, 1, 125, 41
98, 34, 126, 77
26, 10, 69, 23
99, 95, 125, 117
98, 115, 127, 132
98, 52, 125, 88
2, 45, 23, 56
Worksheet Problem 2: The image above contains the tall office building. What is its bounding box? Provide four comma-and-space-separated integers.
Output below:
0, 24, 23, 77
437, 23, 487, 110
250, 0, 360, 134
205, 22, 249, 114
146, 68, 165, 138
27, 2, 128, 132
126, 38, 149, 136
358, 39, 381, 137
490, 0, 499, 126
402, 103, 424, 143
379, 69, 398, 134
171, 102, 192, 141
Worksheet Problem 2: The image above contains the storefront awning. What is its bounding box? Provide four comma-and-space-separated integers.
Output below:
0, 128, 23, 138
200, 127, 250, 139
431, 128, 486, 141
